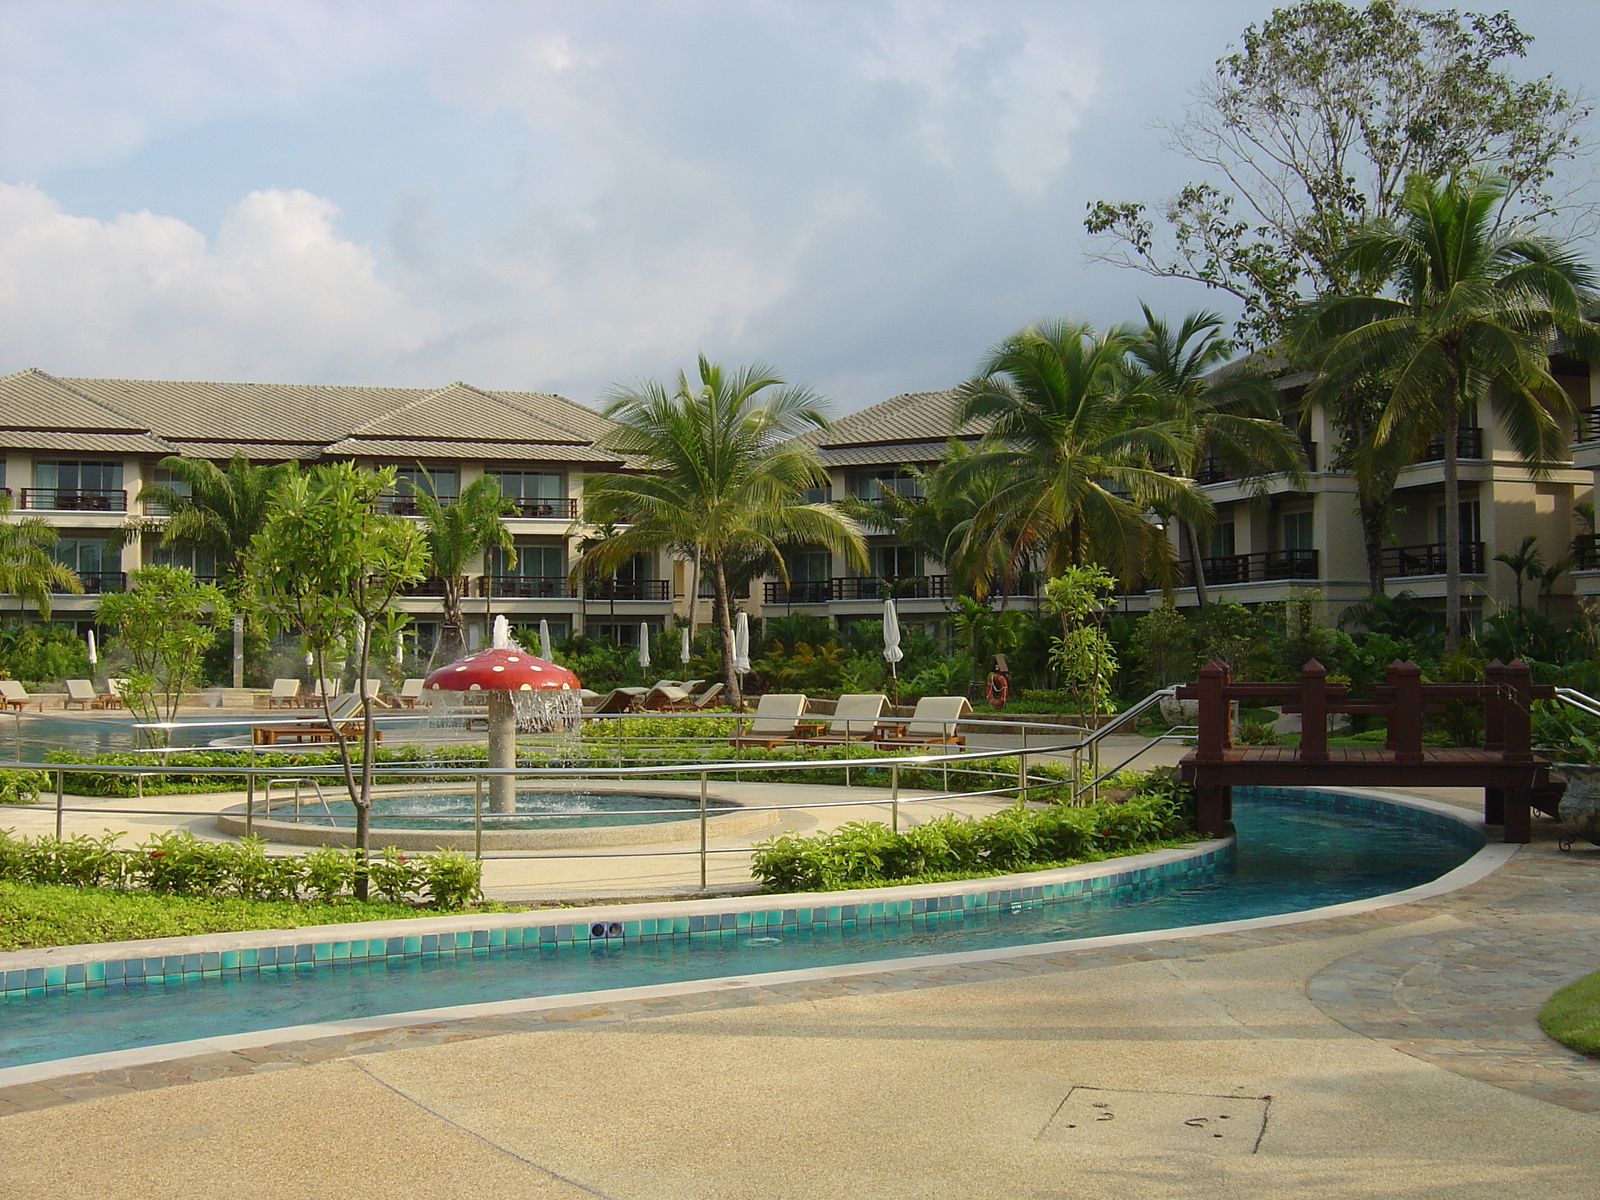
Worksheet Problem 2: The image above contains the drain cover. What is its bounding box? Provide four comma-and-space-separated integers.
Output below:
1038, 1087, 1270, 1155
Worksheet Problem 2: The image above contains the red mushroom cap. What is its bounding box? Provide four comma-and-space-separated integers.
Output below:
423, 648, 580, 692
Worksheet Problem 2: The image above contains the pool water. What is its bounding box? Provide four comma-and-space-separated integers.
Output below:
0, 790, 1482, 1070
273, 791, 732, 831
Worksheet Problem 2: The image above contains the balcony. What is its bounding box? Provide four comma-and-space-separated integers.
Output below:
60, 571, 126, 594
376, 492, 458, 516
505, 497, 578, 519
20, 488, 127, 512
1182, 549, 1319, 587
1579, 407, 1600, 443
1194, 441, 1317, 485
587, 579, 669, 601
1379, 541, 1486, 578
481, 575, 577, 599
401, 577, 454, 597
1574, 533, 1600, 571
1417, 427, 1483, 462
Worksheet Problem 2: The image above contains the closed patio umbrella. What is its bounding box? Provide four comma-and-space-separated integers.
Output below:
733, 611, 750, 675
680, 625, 692, 664
638, 623, 651, 670
882, 599, 903, 700
539, 619, 553, 661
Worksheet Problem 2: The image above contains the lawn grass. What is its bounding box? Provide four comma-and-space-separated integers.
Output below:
0, 881, 520, 952
1539, 969, 1600, 1056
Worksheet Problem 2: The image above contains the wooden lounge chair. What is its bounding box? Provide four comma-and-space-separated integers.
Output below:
0, 680, 37, 711
395, 678, 426, 708
359, 678, 391, 706
640, 683, 691, 711
799, 693, 889, 744
103, 678, 131, 709
267, 678, 302, 708
729, 693, 808, 748
589, 687, 647, 714
63, 679, 100, 710
252, 693, 382, 746
304, 677, 339, 708
875, 695, 972, 747
667, 682, 723, 711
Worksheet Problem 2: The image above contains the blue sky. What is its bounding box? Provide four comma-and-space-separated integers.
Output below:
1, 0, 1596, 413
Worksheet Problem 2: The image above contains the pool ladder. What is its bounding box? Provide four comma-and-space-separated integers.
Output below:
263, 776, 334, 824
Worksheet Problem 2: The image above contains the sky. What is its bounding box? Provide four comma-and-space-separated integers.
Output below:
1, 0, 1598, 415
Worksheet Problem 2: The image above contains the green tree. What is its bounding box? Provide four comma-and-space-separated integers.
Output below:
1043, 566, 1120, 718
1299, 171, 1598, 645
251, 463, 429, 889
0, 490, 80, 618
1128, 306, 1309, 604
1493, 534, 1543, 612
412, 474, 516, 659
582, 357, 867, 707
96, 566, 231, 748
953, 319, 1209, 592
135, 455, 297, 591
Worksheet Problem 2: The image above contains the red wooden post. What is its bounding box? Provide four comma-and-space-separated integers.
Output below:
1501, 659, 1533, 764
1503, 788, 1533, 843
1384, 660, 1402, 751
1194, 660, 1230, 764
1194, 786, 1231, 837
1389, 660, 1423, 763
1482, 659, 1506, 753
1298, 659, 1328, 762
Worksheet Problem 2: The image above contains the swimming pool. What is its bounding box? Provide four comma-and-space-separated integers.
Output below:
0, 788, 1484, 1071
263, 790, 735, 830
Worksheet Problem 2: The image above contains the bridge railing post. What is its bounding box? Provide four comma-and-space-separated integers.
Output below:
1298, 659, 1329, 762
1501, 659, 1533, 764
1483, 658, 1506, 753
1390, 660, 1423, 763
1194, 660, 1230, 764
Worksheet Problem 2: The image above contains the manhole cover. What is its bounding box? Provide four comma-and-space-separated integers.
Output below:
1038, 1087, 1270, 1156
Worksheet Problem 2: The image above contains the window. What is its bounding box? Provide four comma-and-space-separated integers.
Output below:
1435, 500, 1481, 544
783, 550, 832, 582
491, 471, 564, 500
870, 545, 920, 578
855, 470, 924, 500
1282, 511, 1313, 552
151, 544, 219, 579
1208, 522, 1236, 559
53, 538, 116, 585
585, 622, 656, 647
34, 460, 123, 492
612, 553, 653, 582
392, 467, 458, 499
489, 544, 565, 579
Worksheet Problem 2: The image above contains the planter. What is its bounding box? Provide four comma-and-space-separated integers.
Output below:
1159, 696, 1199, 727
1556, 763, 1600, 846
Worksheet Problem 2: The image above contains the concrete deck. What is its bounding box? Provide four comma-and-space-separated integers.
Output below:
1, 784, 1596, 1198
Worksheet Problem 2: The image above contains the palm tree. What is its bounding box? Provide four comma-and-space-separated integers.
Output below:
582, 356, 867, 707
1493, 534, 1543, 613
413, 475, 516, 659
0, 490, 80, 618
1128, 306, 1309, 605
1299, 172, 1599, 646
953, 319, 1209, 594
136, 455, 297, 593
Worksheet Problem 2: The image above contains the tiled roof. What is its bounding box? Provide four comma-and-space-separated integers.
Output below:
0, 368, 154, 434
322, 437, 624, 463
802, 389, 983, 467
816, 440, 967, 468
0, 429, 176, 454
164, 441, 329, 461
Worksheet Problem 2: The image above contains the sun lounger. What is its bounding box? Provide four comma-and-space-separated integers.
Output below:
729, 693, 808, 748
267, 678, 302, 708
395, 678, 426, 708
252, 693, 381, 746
798, 693, 889, 743
640, 683, 692, 711
589, 687, 647, 714
0, 680, 37, 711
63, 679, 100, 710
875, 695, 971, 747
103, 678, 131, 708
670, 682, 723, 711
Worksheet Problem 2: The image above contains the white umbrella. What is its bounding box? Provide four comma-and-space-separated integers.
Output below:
680, 625, 692, 664
733, 611, 751, 675
492, 614, 512, 650
86, 629, 97, 667
882, 599, 903, 698
638, 622, 652, 670
394, 632, 405, 668
539, 619, 553, 660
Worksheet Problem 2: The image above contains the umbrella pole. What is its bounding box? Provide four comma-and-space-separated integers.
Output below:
488, 691, 517, 813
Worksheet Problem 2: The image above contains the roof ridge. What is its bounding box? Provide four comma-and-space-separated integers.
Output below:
0, 368, 160, 434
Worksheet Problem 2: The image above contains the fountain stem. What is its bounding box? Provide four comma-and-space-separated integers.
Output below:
487, 691, 517, 813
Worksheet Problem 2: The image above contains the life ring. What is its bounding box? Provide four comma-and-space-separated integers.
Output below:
985, 673, 1009, 708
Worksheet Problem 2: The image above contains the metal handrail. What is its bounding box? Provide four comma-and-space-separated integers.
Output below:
1554, 687, 1600, 720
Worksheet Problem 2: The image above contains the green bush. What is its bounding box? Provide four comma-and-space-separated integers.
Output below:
0, 768, 50, 804
0, 828, 482, 909
750, 774, 1192, 891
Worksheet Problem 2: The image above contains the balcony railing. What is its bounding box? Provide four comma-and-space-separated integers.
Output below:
1578, 407, 1600, 443
1418, 427, 1484, 462
1379, 541, 1486, 578
401, 577, 454, 597
1194, 441, 1317, 485
1573, 533, 1600, 571
376, 492, 458, 516
481, 575, 576, 599
764, 573, 1047, 604
59, 571, 126, 594
505, 497, 578, 519
1182, 549, 1319, 587
20, 488, 127, 512
587, 579, 669, 601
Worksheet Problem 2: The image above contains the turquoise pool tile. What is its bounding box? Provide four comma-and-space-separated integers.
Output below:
403, 936, 422, 954
312, 943, 331, 962
332, 942, 350, 960
44, 966, 64, 987
735, 912, 750, 928
489, 929, 505, 946
86, 961, 105, 983
241, 948, 258, 968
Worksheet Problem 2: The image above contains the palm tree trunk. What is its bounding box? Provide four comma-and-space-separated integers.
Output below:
1443, 396, 1462, 651
686, 545, 702, 641
1359, 494, 1388, 595
711, 557, 741, 709
1185, 522, 1210, 607
440, 576, 465, 659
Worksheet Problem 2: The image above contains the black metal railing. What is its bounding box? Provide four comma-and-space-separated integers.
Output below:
376, 492, 458, 516
764, 573, 1047, 604
1379, 541, 1485, 578
59, 571, 126, 593
1194, 441, 1317, 485
1418, 427, 1483, 462
481, 575, 576, 599
586, 579, 669, 601
401, 577, 454, 597
506, 497, 578, 519
1573, 533, 1600, 570
1578, 407, 1600, 443
20, 488, 127, 512
1183, 549, 1319, 587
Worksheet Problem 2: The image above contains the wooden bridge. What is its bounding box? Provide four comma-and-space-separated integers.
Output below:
1176, 658, 1562, 843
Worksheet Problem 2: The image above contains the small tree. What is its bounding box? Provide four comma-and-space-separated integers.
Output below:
1044, 566, 1120, 718
413, 474, 516, 659
252, 464, 428, 894
95, 566, 231, 749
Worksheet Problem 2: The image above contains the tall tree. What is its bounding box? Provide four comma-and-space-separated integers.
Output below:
135, 455, 297, 592
1128, 306, 1309, 605
953, 320, 1209, 594
412, 474, 516, 659
0, 490, 80, 618
582, 357, 867, 707
1298, 171, 1599, 646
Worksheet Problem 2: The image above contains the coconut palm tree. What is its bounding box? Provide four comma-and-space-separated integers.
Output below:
1128, 306, 1309, 605
582, 356, 868, 707
412, 475, 516, 659
953, 319, 1209, 593
0, 490, 80, 618
1299, 171, 1599, 645
136, 455, 297, 592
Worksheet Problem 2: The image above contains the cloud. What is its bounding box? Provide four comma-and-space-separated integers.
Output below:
0, 184, 434, 381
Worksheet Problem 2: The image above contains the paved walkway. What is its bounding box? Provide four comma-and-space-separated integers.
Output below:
1, 786, 1596, 1198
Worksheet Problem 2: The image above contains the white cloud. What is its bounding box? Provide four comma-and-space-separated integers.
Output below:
0, 184, 434, 381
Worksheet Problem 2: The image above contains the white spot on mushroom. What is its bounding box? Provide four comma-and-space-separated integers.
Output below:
492, 665, 505, 672
468, 683, 481, 691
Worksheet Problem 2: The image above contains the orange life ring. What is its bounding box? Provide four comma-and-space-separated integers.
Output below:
986, 673, 1009, 708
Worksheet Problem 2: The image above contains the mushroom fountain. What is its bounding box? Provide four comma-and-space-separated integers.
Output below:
424, 617, 581, 813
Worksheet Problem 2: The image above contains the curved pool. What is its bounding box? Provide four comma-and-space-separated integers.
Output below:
264, 790, 735, 831
0, 788, 1485, 1071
